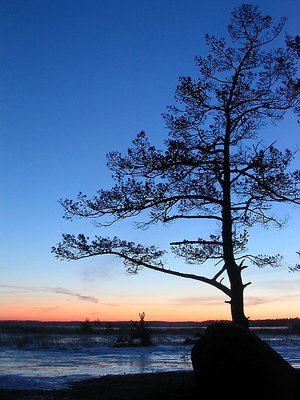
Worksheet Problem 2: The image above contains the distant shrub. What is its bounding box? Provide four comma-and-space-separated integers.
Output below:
4, 334, 55, 349
291, 324, 300, 333
80, 318, 94, 334
113, 335, 132, 347
130, 312, 153, 346
112, 313, 153, 347
105, 322, 113, 332
15, 335, 32, 348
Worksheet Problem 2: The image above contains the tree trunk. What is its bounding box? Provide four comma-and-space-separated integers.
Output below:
222, 120, 249, 329
223, 234, 249, 328
229, 273, 249, 329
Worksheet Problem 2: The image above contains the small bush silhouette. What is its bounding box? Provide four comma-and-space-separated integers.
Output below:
130, 312, 153, 346
113, 313, 153, 347
113, 334, 133, 347
80, 318, 93, 334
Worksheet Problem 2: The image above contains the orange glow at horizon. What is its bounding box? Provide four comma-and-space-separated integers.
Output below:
0, 296, 299, 322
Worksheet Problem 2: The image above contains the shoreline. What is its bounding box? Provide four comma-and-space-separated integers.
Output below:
0, 371, 197, 400
1, 369, 299, 400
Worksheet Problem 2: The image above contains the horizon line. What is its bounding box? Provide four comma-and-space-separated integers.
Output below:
0, 317, 299, 324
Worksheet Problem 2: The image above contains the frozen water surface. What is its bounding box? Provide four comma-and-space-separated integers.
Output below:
264, 334, 300, 369
0, 333, 299, 390
0, 343, 192, 390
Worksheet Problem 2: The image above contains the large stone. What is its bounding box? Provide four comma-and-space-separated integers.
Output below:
191, 323, 299, 400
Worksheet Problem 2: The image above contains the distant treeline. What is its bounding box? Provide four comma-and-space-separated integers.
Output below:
0, 318, 299, 335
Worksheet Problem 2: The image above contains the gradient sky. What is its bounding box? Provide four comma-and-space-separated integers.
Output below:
1, 0, 300, 322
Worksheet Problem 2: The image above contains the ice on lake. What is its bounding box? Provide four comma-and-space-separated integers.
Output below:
0, 332, 299, 390
0, 340, 192, 390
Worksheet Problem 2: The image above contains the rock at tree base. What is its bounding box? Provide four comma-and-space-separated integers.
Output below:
191, 323, 299, 400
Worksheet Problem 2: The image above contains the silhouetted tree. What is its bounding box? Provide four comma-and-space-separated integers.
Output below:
287, 35, 300, 56
80, 318, 93, 334
52, 5, 300, 328
286, 35, 300, 268
290, 253, 300, 272
286, 35, 300, 116
130, 312, 153, 346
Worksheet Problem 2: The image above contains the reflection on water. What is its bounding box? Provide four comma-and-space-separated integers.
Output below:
264, 335, 300, 369
0, 333, 299, 390
0, 344, 192, 390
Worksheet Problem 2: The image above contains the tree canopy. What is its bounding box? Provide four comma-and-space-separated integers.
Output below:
53, 5, 300, 328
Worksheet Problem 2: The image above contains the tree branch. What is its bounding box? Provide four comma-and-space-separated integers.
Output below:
52, 234, 231, 297
170, 240, 223, 246
162, 214, 223, 223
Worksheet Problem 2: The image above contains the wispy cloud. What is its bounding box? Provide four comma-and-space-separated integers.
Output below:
32, 306, 59, 313
79, 261, 120, 283
254, 276, 300, 293
170, 296, 226, 306
51, 287, 98, 303
0, 284, 34, 292
245, 294, 300, 306
0, 284, 98, 304
170, 291, 300, 308
245, 296, 272, 306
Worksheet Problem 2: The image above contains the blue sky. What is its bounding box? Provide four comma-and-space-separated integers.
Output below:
1, 0, 300, 321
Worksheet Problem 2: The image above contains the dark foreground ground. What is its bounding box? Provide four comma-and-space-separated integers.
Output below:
1, 369, 300, 400
0, 371, 198, 400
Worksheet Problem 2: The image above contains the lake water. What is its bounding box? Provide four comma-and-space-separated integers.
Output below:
0, 332, 299, 390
